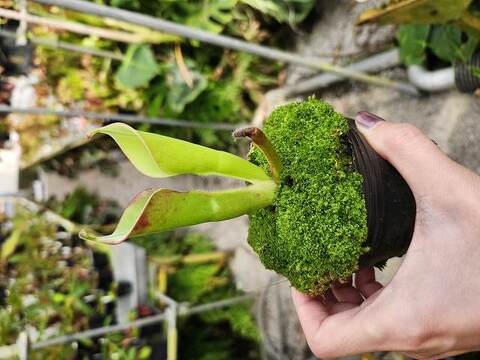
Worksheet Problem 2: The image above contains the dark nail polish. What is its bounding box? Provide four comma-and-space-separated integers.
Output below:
355, 111, 385, 128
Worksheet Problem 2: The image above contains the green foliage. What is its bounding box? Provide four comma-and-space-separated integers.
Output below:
397, 24, 430, 65
100, 332, 152, 360
1, 205, 152, 358
0, 210, 97, 356
169, 263, 222, 302
248, 98, 368, 295
430, 25, 479, 63
397, 24, 479, 65
163, 233, 260, 358
241, 0, 316, 26
361, 1, 480, 66
133, 232, 260, 359
116, 44, 159, 88
184, 0, 238, 33
31, 0, 296, 157
165, 61, 208, 113
47, 187, 122, 225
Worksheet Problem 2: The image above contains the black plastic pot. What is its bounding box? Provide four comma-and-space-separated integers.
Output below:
346, 119, 416, 267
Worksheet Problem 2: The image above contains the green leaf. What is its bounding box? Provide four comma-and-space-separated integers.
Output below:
396, 24, 430, 65
1, 229, 21, 261
241, 0, 315, 26
166, 61, 208, 114
138, 346, 152, 360
89, 123, 270, 182
185, 0, 238, 33
79, 180, 276, 243
429, 25, 462, 63
458, 33, 479, 63
473, 67, 480, 77
115, 44, 159, 88
430, 25, 479, 63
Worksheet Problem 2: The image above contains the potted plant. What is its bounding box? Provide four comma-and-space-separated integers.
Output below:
80, 98, 415, 295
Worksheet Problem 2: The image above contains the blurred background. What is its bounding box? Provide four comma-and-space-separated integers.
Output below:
0, 0, 479, 359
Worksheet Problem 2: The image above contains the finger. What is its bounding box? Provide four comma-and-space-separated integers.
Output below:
332, 280, 363, 304
355, 112, 459, 198
355, 267, 383, 298
291, 287, 330, 338
330, 302, 358, 314
322, 288, 338, 309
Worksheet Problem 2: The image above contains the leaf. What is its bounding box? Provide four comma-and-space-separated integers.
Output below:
1, 229, 21, 261
166, 61, 208, 114
79, 180, 276, 244
241, 0, 316, 26
458, 33, 479, 63
89, 123, 270, 182
115, 44, 159, 88
138, 346, 152, 360
458, 11, 480, 39
185, 0, 238, 33
429, 25, 462, 63
473, 67, 480, 77
357, 0, 473, 25
396, 24, 430, 65
430, 25, 479, 63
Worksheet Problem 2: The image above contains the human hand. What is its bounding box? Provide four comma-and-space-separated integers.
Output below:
292, 111, 480, 359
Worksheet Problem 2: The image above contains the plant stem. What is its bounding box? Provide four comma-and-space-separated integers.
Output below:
233, 127, 282, 183
0, 8, 142, 43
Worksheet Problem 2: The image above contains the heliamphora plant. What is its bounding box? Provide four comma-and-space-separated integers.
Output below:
80, 99, 369, 295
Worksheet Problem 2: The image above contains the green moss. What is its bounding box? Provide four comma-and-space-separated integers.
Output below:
248, 98, 368, 295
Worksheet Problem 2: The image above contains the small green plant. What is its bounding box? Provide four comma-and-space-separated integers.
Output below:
81, 98, 368, 294
357, 0, 480, 67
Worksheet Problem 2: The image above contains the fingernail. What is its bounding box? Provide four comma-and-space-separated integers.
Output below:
355, 111, 384, 129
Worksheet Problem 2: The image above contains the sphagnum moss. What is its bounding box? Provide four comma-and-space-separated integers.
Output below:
248, 98, 368, 295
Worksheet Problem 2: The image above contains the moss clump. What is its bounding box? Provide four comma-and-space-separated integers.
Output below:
248, 98, 368, 295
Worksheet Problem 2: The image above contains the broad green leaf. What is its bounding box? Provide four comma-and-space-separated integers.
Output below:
473, 67, 480, 77
357, 0, 473, 25
430, 25, 462, 63
89, 123, 270, 182
1, 229, 21, 261
397, 24, 430, 65
115, 44, 158, 88
79, 180, 276, 244
166, 61, 208, 114
430, 25, 479, 63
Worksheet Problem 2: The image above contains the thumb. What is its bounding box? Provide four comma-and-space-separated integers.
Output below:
354, 111, 455, 198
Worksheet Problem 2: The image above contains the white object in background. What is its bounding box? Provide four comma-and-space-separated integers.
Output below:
10, 75, 38, 109
0, 149, 20, 194
111, 242, 148, 324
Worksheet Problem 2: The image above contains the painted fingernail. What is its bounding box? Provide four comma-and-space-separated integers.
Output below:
355, 111, 385, 129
